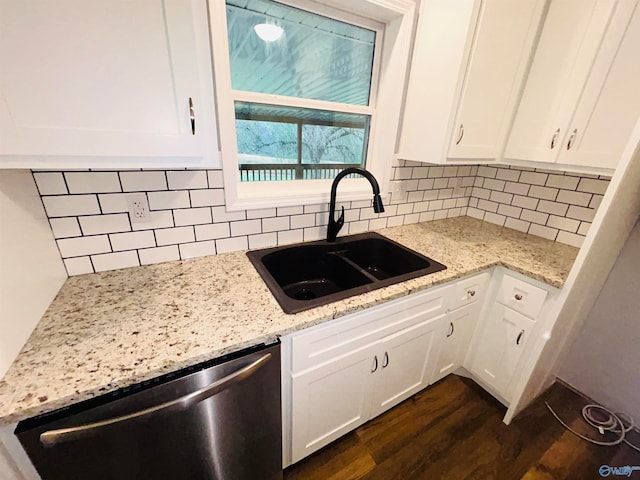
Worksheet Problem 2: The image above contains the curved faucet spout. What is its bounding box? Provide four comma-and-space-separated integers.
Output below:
327, 167, 384, 242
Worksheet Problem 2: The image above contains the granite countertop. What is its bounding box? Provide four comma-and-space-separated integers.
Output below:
0, 217, 579, 425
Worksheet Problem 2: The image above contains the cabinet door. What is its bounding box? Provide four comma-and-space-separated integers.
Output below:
560, 0, 640, 170
397, 0, 480, 163
0, 0, 217, 166
468, 303, 535, 399
448, 0, 544, 160
370, 315, 443, 418
504, 0, 616, 164
290, 344, 377, 463
432, 303, 480, 384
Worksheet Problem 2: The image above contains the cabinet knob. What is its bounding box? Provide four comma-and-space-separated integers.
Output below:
189, 97, 195, 135
382, 352, 389, 368
550, 128, 560, 149
446, 322, 454, 338
516, 329, 524, 345
566, 128, 577, 150
371, 355, 378, 373
468, 290, 476, 297
455, 124, 464, 145
514, 293, 523, 301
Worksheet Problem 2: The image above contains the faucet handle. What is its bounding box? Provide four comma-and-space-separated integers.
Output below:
337, 206, 345, 228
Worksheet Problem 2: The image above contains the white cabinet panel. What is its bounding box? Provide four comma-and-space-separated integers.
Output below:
370, 315, 443, 417
290, 344, 376, 464
497, 274, 547, 319
470, 303, 536, 397
450, 271, 490, 310
448, 0, 545, 160
0, 0, 218, 167
432, 303, 480, 383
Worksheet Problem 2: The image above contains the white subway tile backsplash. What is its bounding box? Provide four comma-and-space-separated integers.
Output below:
120, 171, 167, 192
528, 223, 558, 241
43, 195, 100, 217
37, 166, 609, 274
167, 171, 207, 190
98, 193, 132, 213
63, 256, 94, 276
216, 236, 248, 254
131, 210, 174, 231
230, 219, 262, 236
189, 189, 225, 207
148, 191, 190, 210
207, 170, 224, 188
139, 245, 180, 265
195, 223, 230, 241
65, 172, 121, 194
33, 172, 68, 195
92, 251, 139, 272
248, 232, 278, 249
556, 190, 591, 207
58, 235, 111, 257
49, 217, 81, 238
79, 214, 130, 235
212, 206, 246, 222
156, 226, 195, 246
547, 215, 580, 233
278, 229, 303, 245
110, 230, 155, 251
179, 240, 216, 259
174, 207, 212, 226
247, 208, 276, 219
577, 178, 609, 194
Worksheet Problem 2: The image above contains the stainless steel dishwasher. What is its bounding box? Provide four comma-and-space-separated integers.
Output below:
15, 342, 282, 480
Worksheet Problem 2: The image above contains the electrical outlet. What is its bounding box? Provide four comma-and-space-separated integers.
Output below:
453, 177, 465, 197
127, 193, 150, 223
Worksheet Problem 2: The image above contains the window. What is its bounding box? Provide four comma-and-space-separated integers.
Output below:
210, 0, 416, 210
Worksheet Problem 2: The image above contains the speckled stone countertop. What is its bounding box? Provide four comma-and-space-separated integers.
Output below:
0, 217, 578, 425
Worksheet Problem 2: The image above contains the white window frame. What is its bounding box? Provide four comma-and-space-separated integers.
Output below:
209, 0, 416, 211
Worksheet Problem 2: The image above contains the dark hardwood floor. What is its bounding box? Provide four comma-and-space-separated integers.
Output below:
284, 375, 640, 480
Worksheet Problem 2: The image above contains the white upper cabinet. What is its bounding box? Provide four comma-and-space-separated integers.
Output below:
504, 0, 640, 172
0, 0, 219, 169
397, 0, 544, 164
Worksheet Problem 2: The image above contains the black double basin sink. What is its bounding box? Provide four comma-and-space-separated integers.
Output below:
247, 232, 447, 314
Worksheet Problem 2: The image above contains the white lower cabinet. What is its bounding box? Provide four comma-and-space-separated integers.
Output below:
431, 302, 481, 384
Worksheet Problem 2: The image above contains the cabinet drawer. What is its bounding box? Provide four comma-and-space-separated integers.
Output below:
450, 272, 490, 310
290, 285, 452, 373
497, 274, 547, 319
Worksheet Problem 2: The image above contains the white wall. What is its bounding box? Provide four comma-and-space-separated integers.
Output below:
0, 170, 67, 378
558, 218, 640, 420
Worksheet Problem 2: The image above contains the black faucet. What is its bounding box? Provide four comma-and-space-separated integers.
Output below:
327, 167, 384, 242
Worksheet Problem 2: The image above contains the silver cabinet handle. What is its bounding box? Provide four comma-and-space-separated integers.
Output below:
382, 352, 389, 368
189, 97, 195, 135
514, 293, 523, 301
455, 123, 464, 145
550, 128, 560, 149
516, 329, 524, 345
372, 355, 378, 373
566, 128, 577, 150
468, 290, 476, 297
40, 352, 271, 447
446, 322, 454, 338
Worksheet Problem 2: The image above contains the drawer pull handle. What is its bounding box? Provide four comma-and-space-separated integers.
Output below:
514, 293, 523, 301
189, 97, 196, 135
446, 322, 454, 338
550, 128, 560, 149
516, 329, 524, 345
567, 128, 577, 150
372, 355, 378, 373
382, 352, 389, 368
468, 290, 476, 297
455, 123, 464, 145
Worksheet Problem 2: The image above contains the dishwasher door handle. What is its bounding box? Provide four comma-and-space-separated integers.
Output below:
40, 352, 272, 447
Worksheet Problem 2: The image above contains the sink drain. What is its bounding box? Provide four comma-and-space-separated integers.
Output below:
293, 288, 316, 300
